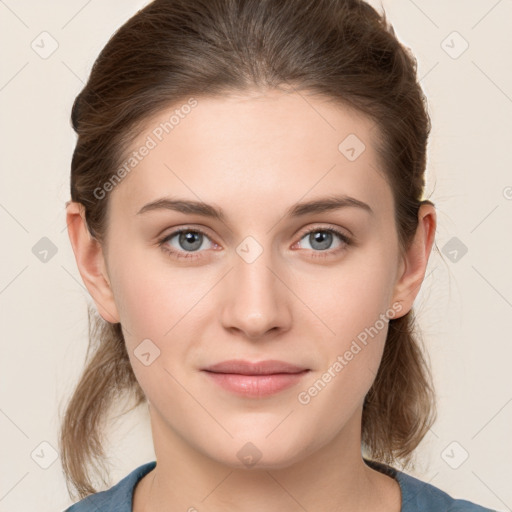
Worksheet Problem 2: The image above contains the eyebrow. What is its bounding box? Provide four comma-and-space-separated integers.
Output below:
136, 194, 374, 220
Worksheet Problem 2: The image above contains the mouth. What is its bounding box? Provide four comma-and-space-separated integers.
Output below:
201, 359, 310, 397
202, 359, 309, 375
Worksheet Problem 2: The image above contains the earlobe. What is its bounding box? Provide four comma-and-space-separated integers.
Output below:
65, 201, 120, 324
391, 203, 437, 317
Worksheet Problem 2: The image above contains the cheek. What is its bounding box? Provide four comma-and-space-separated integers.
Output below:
295, 270, 392, 426
113, 271, 173, 339
108, 242, 194, 333
110, 259, 201, 397
108, 247, 216, 369
294, 248, 396, 386
302, 253, 396, 339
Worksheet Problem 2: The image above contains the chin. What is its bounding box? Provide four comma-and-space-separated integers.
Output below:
201, 432, 314, 471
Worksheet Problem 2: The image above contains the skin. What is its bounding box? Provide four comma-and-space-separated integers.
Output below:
66, 88, 436, 512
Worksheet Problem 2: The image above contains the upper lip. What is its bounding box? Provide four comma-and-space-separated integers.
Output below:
202, 359, 309, 375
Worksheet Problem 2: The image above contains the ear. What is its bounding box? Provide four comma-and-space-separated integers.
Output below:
391, 202, 436, 317
65, 201, 120, 324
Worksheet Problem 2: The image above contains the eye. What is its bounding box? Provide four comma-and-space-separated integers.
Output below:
293, 226, 352, 258
158, 228, 217, 260
158, 225, 352, 262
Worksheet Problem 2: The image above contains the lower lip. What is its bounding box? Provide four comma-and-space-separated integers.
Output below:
202, 370, 310, 397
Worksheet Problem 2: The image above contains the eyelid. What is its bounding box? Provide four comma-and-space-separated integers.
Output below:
296, 223, 352, 242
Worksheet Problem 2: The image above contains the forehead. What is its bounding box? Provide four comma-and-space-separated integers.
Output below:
108, 90, 393, 221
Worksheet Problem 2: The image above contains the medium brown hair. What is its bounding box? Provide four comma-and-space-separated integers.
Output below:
60, 0, 437, 500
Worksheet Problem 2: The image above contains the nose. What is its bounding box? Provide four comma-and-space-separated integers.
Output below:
220, 247, 292, 340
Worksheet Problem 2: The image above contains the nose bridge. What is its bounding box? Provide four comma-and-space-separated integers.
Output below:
221, 235, 290, 337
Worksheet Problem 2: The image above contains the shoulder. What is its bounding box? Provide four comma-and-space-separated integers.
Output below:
62, 461, 157, 512
363, 458, 497, 512
396, 470, 497, 511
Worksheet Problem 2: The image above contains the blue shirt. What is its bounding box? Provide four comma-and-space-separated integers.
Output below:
63, 458, 497, 511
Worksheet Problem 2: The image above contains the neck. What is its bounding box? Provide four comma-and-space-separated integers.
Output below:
134, 405, 401, 512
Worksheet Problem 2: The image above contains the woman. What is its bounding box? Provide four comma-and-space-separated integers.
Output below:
60, 0, 496, 510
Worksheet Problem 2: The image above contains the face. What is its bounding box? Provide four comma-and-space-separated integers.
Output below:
99, 89, 408, 469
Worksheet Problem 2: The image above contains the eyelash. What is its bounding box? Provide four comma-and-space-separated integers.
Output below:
157, 226, 352, 261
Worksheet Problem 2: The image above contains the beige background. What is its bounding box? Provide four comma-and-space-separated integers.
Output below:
1, 0, 511, 510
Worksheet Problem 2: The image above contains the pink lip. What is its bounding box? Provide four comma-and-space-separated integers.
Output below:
201, 359, 310, 397
202, 359, 308, 375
